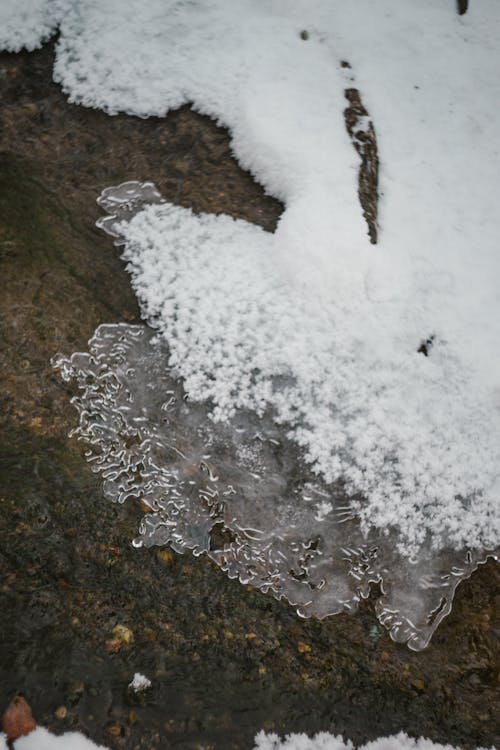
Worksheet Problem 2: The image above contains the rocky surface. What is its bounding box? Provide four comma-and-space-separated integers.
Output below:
0, 43, 498, 750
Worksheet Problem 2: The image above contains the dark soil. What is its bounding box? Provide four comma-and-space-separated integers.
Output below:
343, 87, 379, 244
0, 42, 498, 750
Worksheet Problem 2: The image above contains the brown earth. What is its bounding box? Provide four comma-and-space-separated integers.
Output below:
0, 42, 498, 750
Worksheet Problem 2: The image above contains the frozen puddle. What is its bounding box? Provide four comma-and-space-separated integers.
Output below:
53, 179, 498, 650
54, 319, 493, 651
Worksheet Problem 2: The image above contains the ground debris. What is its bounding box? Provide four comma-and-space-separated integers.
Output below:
1, 696, 36, 742
343, 87, 379, 244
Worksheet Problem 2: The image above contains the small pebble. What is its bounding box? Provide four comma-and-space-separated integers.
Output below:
20, 102, 39, 117
105, 624, 134, 652
158, 549, 173, 565
106, 722, 124, 737
55, 706, 68, 720
412, 678, 426, 691
112, 624, 134, 644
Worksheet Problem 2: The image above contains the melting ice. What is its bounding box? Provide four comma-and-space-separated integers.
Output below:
52, 184, 498, 651
4, 0, 498, 647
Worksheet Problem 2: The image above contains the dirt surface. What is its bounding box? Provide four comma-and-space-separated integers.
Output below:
343, 86, 378, 244
0, 42, 499, 750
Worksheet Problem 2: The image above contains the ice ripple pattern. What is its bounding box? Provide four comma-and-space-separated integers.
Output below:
54, 321, 496, 651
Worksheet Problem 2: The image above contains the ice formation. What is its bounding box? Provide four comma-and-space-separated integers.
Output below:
53, 314, 494, 650
3, 0, 499, 644
93, 181, 500, 556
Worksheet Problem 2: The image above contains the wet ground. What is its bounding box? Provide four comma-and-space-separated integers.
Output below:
0, 43, 498, 750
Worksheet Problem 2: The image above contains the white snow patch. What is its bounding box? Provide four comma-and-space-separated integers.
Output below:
14, 727, 109, 750
5, 728, 497, 750
0, 0, 60, 52
315, 501, 333, 523
128, 672, 152, 692
254, 731, 496, 750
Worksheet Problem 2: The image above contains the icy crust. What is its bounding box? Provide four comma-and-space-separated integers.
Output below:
53, 323, 497, 650
96, 182, 500, 557
0, 0, 60, 52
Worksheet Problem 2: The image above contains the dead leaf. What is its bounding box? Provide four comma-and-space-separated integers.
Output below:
2, 696, 36, 741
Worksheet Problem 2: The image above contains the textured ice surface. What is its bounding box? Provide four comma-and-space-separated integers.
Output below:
93, 182, 500, 558
5, 0, 500, 555
54, 321, 496, 650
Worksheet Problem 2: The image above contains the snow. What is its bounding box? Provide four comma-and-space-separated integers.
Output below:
4, 728, 496, 750
128, 672, 152, 692
13, 727, 108, 750
254, 732, 496, 750
2, 3, 499, 555
0, 0, 60, 52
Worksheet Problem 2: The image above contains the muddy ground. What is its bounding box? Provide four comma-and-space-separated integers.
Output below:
0, 43, 498, 750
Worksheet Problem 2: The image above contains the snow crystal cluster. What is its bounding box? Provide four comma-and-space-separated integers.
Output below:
0, 0, 60, 52
128, 672, 152, 692
100, 183, 500, 555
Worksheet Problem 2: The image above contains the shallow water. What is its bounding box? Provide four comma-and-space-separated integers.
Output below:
54, 243, 498, 651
